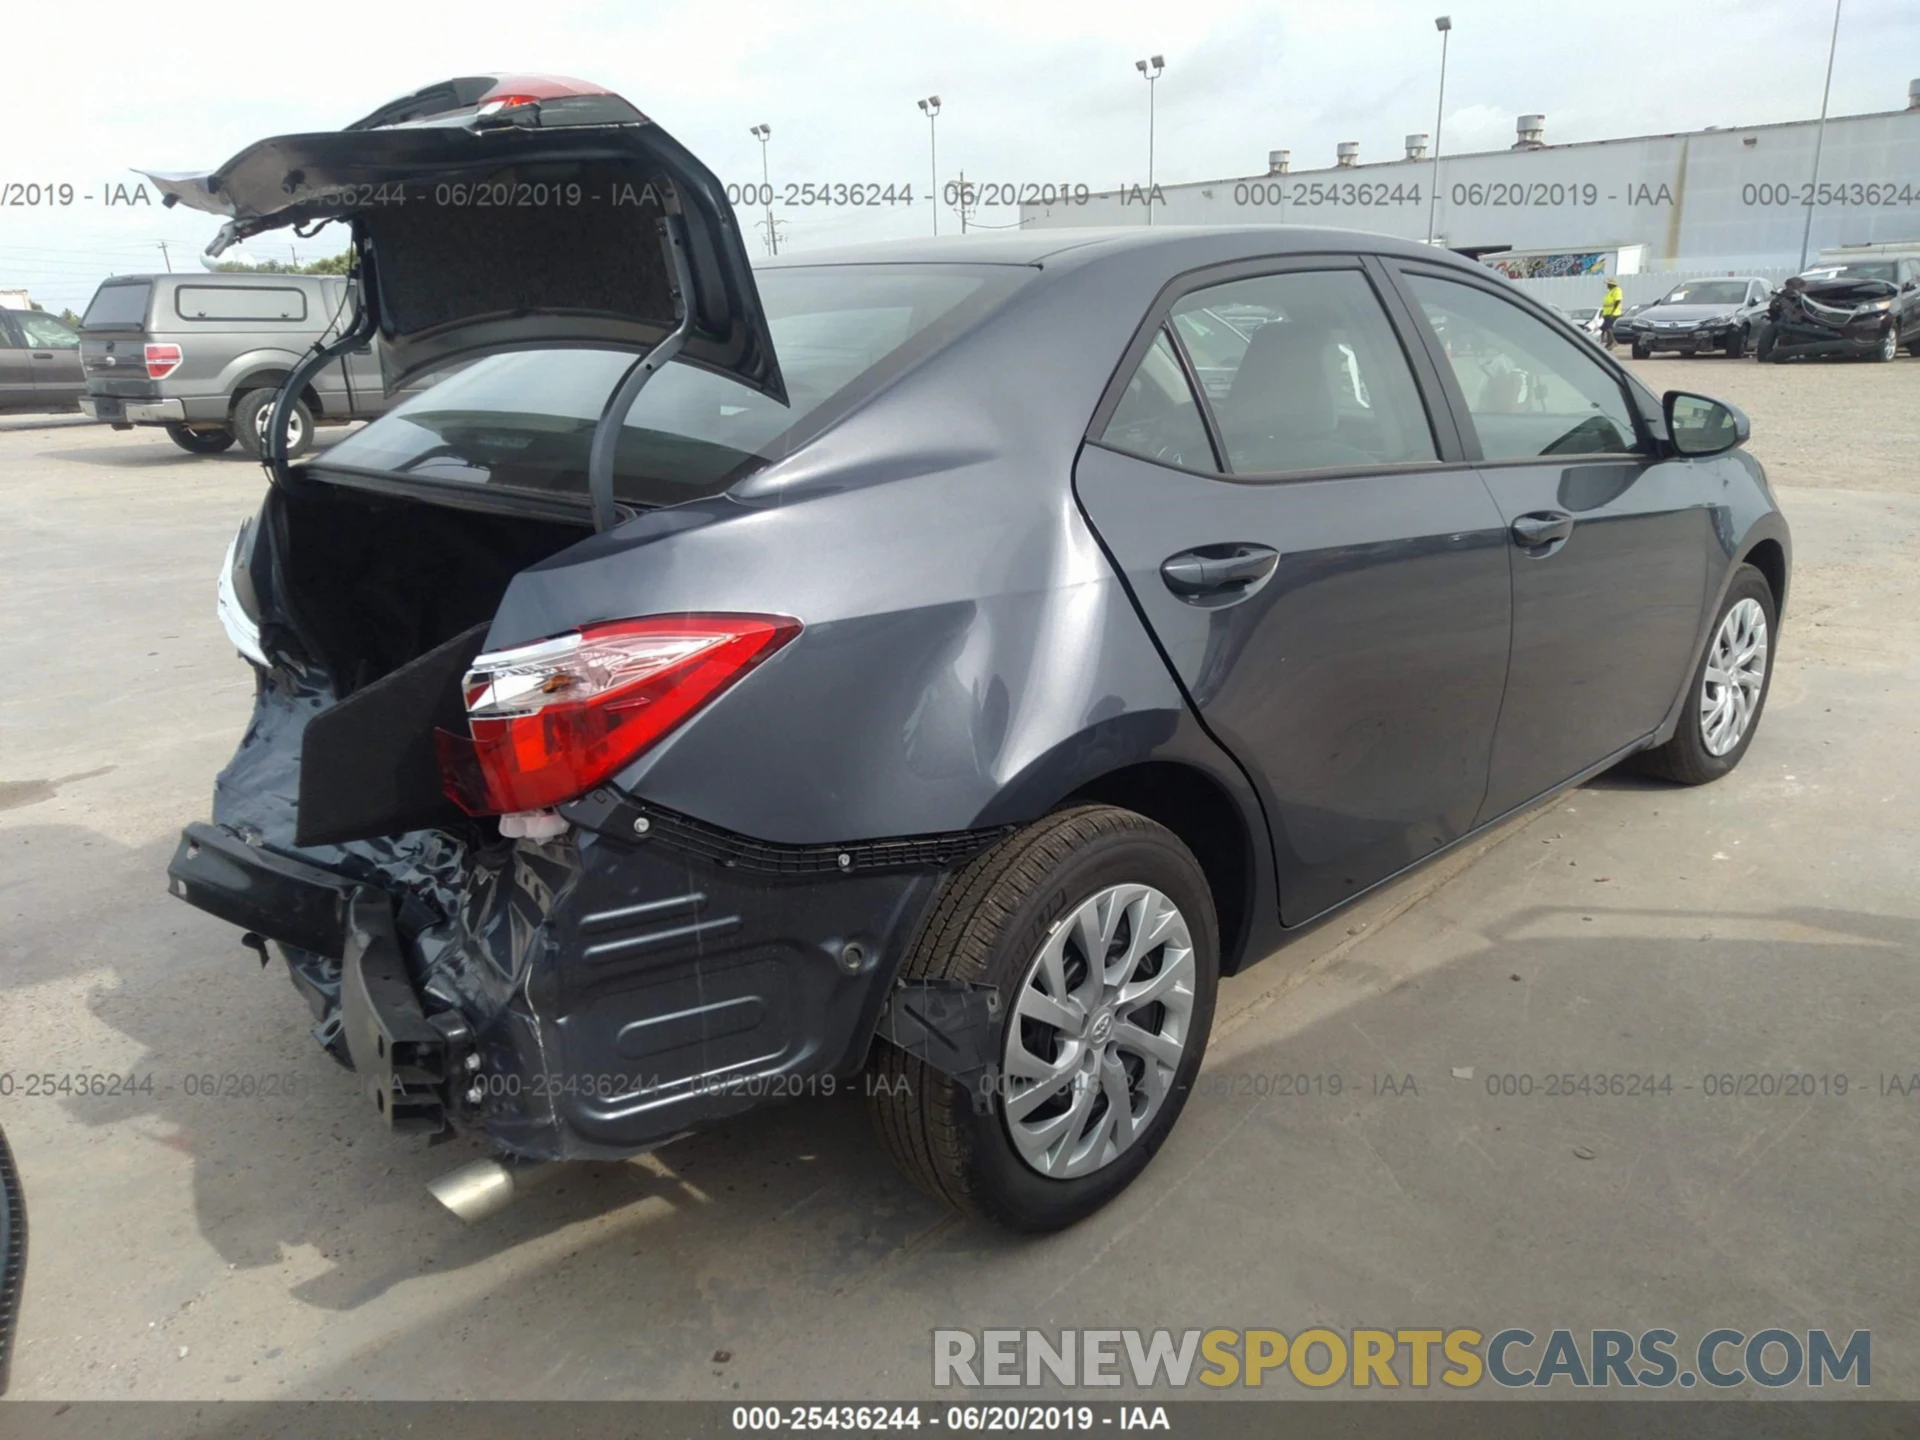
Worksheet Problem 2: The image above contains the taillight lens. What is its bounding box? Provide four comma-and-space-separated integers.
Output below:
144, 343, 182, 379
437, 614, 800, 817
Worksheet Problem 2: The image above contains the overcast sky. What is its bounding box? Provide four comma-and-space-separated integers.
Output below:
5, 0, 1916, 311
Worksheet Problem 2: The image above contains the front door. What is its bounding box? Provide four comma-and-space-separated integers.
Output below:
1388, 265, 1711, 821
1075, 259, 1512, 924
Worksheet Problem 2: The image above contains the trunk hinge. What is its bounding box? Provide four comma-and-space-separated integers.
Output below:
265, 235, 383, 488
588, 213, 696, 533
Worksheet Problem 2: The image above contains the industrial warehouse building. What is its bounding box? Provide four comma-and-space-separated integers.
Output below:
1019, 79, 1920, 293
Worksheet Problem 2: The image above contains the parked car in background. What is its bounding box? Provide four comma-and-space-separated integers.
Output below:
1613, 278, 1774, 359
77, 272, 416, 456
1756, 257, 1920, 363
0, 307, 84, 413
163, 75, 1790, 1233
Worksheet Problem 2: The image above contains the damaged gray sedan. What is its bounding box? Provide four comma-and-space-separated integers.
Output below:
165, 75, 1790, 1232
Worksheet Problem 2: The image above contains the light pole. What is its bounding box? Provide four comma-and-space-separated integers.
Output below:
749, 124, 776, 257
1798, 0, 1843, 270
917, 96, 942, 235
1135, 55, 1164, 225
1426, 16, 1451, 245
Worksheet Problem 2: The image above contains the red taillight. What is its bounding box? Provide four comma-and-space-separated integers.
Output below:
475, 94, 542, 114
437, 614, 800, 817
144, 343, 182, 379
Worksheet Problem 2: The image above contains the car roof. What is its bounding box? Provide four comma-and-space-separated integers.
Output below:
93, 272, 334, 286
760, 225, 1488, 273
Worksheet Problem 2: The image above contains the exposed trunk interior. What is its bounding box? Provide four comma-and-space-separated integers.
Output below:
263, 479, 591, 846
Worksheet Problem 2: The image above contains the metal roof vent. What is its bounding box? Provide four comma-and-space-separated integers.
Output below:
1268, 148, 1291, 174
1514, 114, 1546, 149
1909, 78, 1920, 110
1405, 133, 1430, 159
1336, 141, 1360, 167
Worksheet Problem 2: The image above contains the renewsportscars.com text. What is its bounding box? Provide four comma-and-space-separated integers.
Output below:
931, 1327, 1870, 1390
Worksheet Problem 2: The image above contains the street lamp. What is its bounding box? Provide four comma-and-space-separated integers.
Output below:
748, 124, 776, 257
1135, 55, 1164, 225
1798, 0, 1843, 270
1426, 17, 1451, 245
917, 96, 942, 235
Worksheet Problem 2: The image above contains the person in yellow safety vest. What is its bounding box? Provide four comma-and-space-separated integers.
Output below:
1600, 278, 1624, 346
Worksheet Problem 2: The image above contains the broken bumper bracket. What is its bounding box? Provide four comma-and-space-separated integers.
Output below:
167, 822, 355, 958
340, 888, 457, 1133
877, 980, 1003, 1115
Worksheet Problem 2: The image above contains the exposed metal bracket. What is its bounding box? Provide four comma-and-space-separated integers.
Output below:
265, 237, 382, 488
877, 979, 1003, 1115
588, 213, 696, 533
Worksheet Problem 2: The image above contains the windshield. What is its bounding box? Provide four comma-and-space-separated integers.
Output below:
1659, 281, 1748, 307
1800, 262, 1897, 284
313, 263, 1028, 511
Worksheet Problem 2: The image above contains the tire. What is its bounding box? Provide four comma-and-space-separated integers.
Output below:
1630, 339, 1650, 360
869, 805, 1219, 1232
1755, 324, 1784, 363
233, 387, 314, 460
164, 423, 236, 455
1871, 328, 1898, 363
1635, 564, 1777, 786
1723, 326, 1747, 360
1905, 339, 1920, 359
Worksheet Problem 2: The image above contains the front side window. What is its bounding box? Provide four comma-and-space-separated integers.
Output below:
15, 313, 79, 348
1405, 274, 1641, 461
1099, 329, 1218, 472
1168, 269, 1438, 475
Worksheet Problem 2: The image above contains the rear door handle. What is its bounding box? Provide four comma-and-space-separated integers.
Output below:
1510, 511, 1575, 548
1161, 543, 1280, 599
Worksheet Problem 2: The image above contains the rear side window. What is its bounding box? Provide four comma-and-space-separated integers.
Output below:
1405, 274, 1640, 461
1170, 269, 1438, 475
81, 282, 152, 331
1099, 330, 1218, 472
174, 286, 308, 322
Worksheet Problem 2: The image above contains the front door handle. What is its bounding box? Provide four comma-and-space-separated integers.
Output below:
1161, 543, 1280, 599
1510, 511, 1575, 548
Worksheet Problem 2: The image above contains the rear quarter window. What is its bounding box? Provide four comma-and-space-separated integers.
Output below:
173, 286, 309, 322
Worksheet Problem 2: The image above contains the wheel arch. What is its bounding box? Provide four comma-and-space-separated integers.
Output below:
1060, 760, 1262, 977
228, 369, 326, 419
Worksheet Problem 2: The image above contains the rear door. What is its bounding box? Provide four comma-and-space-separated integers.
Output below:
13, 310, 84, 404
1385, 262, 1710, 821
1075, 256, 1513, 925
0, 315, 33, 410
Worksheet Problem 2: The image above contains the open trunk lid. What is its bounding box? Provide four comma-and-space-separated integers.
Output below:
140, 75, 784, 401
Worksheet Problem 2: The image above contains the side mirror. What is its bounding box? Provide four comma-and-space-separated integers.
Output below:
1665, 391, 1749, 458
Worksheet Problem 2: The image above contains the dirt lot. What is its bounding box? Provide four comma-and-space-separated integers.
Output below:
0, 353, 1915, 1406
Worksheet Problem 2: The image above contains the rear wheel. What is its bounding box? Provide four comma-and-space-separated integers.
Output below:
164, 423, 235, 455
233, 387, 314, 460
869, 806, 1218, 1231
1635, 564, 1776, 786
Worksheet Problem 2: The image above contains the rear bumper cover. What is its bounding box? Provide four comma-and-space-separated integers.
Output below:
168, 805, 976, 1161
79, 395, 187, 423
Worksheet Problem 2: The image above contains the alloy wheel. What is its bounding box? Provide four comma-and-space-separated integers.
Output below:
255, 403, 305, 449
1700, 597, 1768, 756
1879, 330, 1898, 361
1001, 884, 1196, 1180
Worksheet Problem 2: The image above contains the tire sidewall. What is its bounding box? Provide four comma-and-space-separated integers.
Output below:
944, 830, 1219, 1231
1681, 568, 1778, 779
235, 388, 313, 460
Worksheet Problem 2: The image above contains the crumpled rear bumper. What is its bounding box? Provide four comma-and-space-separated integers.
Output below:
167, 807, 960, 1161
